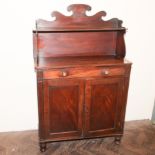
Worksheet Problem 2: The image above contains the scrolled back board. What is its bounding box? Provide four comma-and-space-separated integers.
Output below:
33, 4, 126, 59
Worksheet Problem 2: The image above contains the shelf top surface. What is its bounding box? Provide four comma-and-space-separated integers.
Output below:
33, 28, 126, 33
35, 56, 132, 70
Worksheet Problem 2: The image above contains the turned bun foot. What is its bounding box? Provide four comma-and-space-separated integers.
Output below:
40, 142, 47, 152
114, 136, 122, 145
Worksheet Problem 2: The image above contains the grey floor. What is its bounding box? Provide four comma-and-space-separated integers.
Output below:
0, 120, 155, 155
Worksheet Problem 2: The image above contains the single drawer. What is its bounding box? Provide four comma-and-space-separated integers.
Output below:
43, 67, 125, 79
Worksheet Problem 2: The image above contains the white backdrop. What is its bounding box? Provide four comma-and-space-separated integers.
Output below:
0, 0, 155, 132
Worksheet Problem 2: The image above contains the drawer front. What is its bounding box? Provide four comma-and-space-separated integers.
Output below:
43, 67, 125, 79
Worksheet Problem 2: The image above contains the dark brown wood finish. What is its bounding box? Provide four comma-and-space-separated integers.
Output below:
33, 4, 132, 152
35, 32, 117, 58
42, 65, 128, 79
43, 79, 84, 140
84, 77, 124, 137
35, 4, 123, 31
33, 4, 126, 65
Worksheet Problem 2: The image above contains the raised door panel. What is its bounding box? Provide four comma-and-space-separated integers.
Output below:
85, 78, 124, 137
43, 79, 84, 141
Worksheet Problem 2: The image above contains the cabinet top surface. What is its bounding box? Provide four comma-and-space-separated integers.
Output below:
35, 57, 132, 70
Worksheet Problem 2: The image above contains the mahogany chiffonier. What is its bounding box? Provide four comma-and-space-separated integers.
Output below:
33, 4, 132, 152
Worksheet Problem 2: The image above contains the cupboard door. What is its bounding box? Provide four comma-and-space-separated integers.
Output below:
85, 78, 124, 137
43, 79, 84, 140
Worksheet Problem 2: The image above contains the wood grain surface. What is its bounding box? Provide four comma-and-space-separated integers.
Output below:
35, 4, 123, 31
0, 120, 155, 155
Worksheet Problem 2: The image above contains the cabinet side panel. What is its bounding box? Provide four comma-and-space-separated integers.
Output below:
37, 72, 46, 140
116, 65, 131, 131
116, 31, 126, 58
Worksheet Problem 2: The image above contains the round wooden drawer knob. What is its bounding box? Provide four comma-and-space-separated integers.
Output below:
102, 70, 109, 75
61, 71, 68, 77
